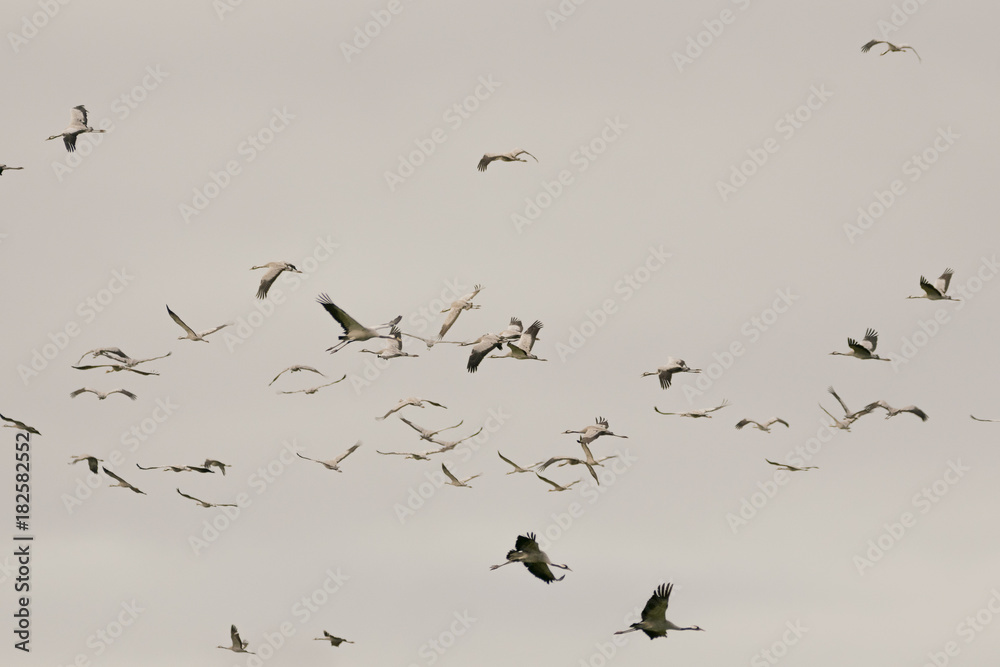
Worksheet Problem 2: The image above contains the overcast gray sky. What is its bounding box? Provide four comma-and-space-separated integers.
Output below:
3, 1, 1000, 665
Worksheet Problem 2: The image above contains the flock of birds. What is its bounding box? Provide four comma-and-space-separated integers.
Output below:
1, 38, 994, 657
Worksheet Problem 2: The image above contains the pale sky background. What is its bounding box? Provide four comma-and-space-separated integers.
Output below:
2, 1, 1000, 665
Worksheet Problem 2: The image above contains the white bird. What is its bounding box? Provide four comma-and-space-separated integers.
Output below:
375, 450, 433, 461
76, 348, 171, 368
478, 150, 538, 172
908, 268, 958, 301
217, 625, 254, 654
440, 462, 480, 488
858, 399, 928, 422
317, 294, 395, 353
296, 441, 362, 472
269, 365, 324, 386
496, 317, 524, 341
466, 334, 504, 373
277, 374, 347, 395
176, 488, 237, 508
0, 165, 24, 175
71, 362, 159, 376
0, 413, 40, 435
820, 386, 868, 431
970, 415, 1000, 423
654, 399, 729, 418
534, 472, 580, 493
399, 416, 464, 442
615, 583, 705, 639
538, 440, 615, 485
166, 305, 231, 342
102, 467, 146, 494
314, 631, 353, 647
69, 454, 103, 474
427, 428, 484, 453
766, 458, 818, 472
735, 418, 789, 433
489, 532, 570, 583
641, 358, 702, 389
375, 398, 447, 421
497, 451, 542, 474
360, 327, 418, 359
490, 320, 546, 360
439, 284, 484, 340
861, 39, 921, 62
830, 328, 889, 361
69, 387, 138, 401
562, 416, 627, 445
251, 262, 302, 299
46, 105, 106, 152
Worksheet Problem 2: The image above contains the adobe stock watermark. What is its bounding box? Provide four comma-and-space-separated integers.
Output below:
393, 407, 510, 524
188, 439, 304, 555
544, 0, 590, 31
716, 84, 833, 202
340, 0, 417, 63
223, 236, 341, 353
384, 76, 501, 192
726, 418, 841, 534
918, 588, 1000, 667
555, 245, 670, 362
533, 448, 638, 553
844, 126, 959, 243
403, 610, 477, 667
17, 267, 135, 386
888, 255, 999, 372
683, 287, 798, 404
179, 107, 295, 223
61, 397, 181, 514
52, 66, 169, 182
54, 600, 145, 667
750, 620, 809, 667
853, 459, 970, 576
511, 116, 627, 233
875, 0, 930, 40
671, 0, 754, 72
8, 0, 72, 53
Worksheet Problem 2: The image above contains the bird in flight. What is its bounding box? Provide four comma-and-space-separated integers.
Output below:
0, 413, 40, 435
490, 532, 570, 583
830, 328, 889, 361
176, 489, 238, 508
563, 416, 627, 446
277, 375, 347, 395
0, 164, 24, 175
907, 268, 958, 301
166, 305, 231, 342
857, 400, 928, 422
314, 631, 353, 647
654, 399, 729, 418
861, 39, 921, 62
765, 459, 818, 472
641, 358, 701, 389
534, 472, 580, 493
70, 387, 138, 401
296, 442, 362, 472
316, 294, 396, 353
251, 262, 301, 299
615, 583, 704, 639
269, 365, 324, 386
497, 451, 542, 474
46, 105, 106, 152
478, 149, 538, 172
217, 625, 254, 654
735, 417, 789, 433
375, 397, 447, 421
102, 467, 146, 494
69, 455, 104, 475
441, 463, 481, 488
